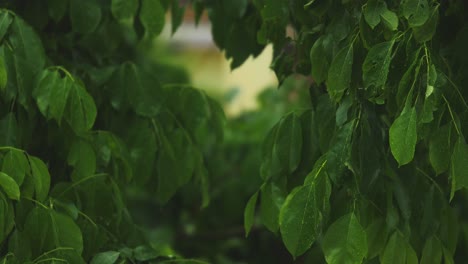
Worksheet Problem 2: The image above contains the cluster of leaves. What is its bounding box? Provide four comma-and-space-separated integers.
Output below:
2, 0, 468, 263
197, 0, 468, 262
0, 0, 227, 263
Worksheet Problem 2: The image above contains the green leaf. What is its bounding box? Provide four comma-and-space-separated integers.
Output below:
70, 0, 102, 34
64, 80, 97, 133
0, 10, 13, 42
0, 113, 18, 147
124, 118, 157, 185
110, 62, 164, 116
412, 6, 439, 43
34, 69, 72, 124
327, 43, 354, 102
326, 120, 355, 183
364, 0, 386, 29
0, 192, 14, 244
406, 243, 418, 264
260, 182, 285, 233
133, 245, 160, 261
272, 113, 302, 174
47, 0, 68, 22
280, 161, 330, 257
362, 40, 395, 96
21, 207, 84, 258
156, 124, 197, 203
380, 232, 406, 264
67, 140, 96, 181
322, 213, 367, 264
389, 106, 417, 166
380, 9, 398, 31
244, 192, 258, 237
0, 172, 20, 200
53, 199, 79, 219
402, 0, 430, 27
91, 251, 120, 264
171, 0, 185, 34
140, 0, 165, 38
450, 137, 468, 199
28, 156, 51, 202
420, 235, 442, 264
443, 247, 455, 264
7, 14, 46, 108
429, 124, 453, 174
0, 54, 7, 90
111, 0, 138, 22
366, 218, 387, 259
2, 149, 28, 186
310, 35, 332, 84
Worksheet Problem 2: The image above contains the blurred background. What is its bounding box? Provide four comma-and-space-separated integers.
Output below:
126, 6, 316, 264
156, 7, 278, 116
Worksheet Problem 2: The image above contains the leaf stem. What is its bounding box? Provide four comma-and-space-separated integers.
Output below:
32, 247, 74, 263
416, 167, 444, 196
23, 197, 49, 209
442, 95, 461, 136
56, 173, 108, 198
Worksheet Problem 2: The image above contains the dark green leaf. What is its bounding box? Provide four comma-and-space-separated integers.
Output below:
133, 245, 160, 261
443, 247, 455, 264
380, 9, 398, 31
90, 251, 120, 264
21, 207, 84, 258
64, 80, 97, 133
111, 0, 138, 22
272, 113, 302, 174
420, 235, 442, 264
406, 243, 418, 264
47, 0, 68, 22
364, 0, 386, 29
140, 0, 165, 38
111, 62, 164, 116
0, 54, 7, 90
366, 218, 386, 259
310, 35, 332, 84
322, 213, 367, 264
0, 172, 20, 200
70, 0, 102, 34
389, 107, 417, 166
0, 10, 13, 42
327, 43, 354, 102
244, 192, 258, 237
280, 160, 330, 257
34, 69, 72, 124
326, 120, 355, 183
0, 113, 18, 147
2, 149, 28, 186
402, 0, 430, 27
67, 140, 96, 181
7, 15, 46, 108
412, 7, 439, 43
0, 192, 14, 244
28, 156, 51, 202
171, 0, 185, 34
260, 182, 285, 233
156, 125, 197, 203
362, 40, 395, 96
380, 232, 406, 264
450, 137, 468, 199
429, 124, 453, 174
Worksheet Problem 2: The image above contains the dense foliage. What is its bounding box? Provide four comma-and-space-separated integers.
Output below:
1, 0, 468, 263
0, 0, 225, 263
229, 0, 468, 263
